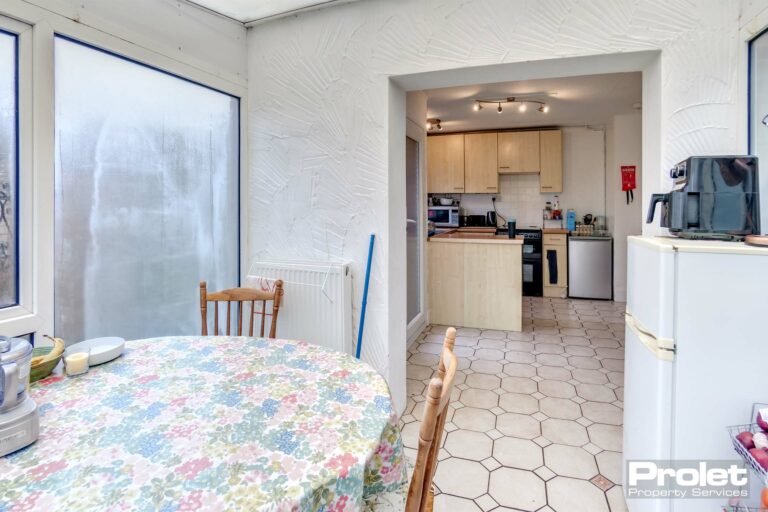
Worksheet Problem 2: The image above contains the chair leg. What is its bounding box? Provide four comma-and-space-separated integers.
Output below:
426, 487, 434, 512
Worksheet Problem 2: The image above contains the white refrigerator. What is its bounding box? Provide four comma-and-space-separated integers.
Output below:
624, 236, 768, 512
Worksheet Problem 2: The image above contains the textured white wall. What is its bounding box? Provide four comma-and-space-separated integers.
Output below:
247, 0, 745, 412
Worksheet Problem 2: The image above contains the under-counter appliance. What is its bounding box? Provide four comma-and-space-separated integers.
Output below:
516, 228, 542, 297
624, 236, 768, 512
0, 336, 39, 457
460, 214, 488, 228
646, 156, 760, 239
427, 206, 459, 228
568, 236, 613, 300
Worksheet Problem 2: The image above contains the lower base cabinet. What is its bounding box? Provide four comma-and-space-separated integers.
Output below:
543, 234, 568, 298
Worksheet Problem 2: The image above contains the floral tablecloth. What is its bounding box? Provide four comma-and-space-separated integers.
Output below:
0, 336, 407, 511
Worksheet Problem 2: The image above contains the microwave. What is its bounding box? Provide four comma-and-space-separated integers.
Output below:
428, 206, 459, 228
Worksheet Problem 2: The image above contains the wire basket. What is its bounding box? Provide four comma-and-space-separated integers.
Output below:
726, 403, 768, 487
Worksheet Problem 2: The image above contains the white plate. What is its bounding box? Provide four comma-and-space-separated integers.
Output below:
64, 337, 125, 366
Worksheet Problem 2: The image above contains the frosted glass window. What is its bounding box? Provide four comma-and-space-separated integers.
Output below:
0, 31, 17, 308
54, 37, 239, 342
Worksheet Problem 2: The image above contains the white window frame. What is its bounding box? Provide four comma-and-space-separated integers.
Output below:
0, 3, 248, 340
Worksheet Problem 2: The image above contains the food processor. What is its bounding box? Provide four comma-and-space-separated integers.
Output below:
0, 336, 39, 457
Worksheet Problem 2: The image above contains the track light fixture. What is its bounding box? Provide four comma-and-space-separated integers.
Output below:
426, 118, 443, 131
473, 96, 550, 115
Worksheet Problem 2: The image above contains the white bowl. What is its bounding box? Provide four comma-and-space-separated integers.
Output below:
439, 198, 454, 206
64, 337, 125, 366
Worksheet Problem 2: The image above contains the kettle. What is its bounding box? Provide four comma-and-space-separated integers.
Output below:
486, 211, 497, 227
0, 336, 33, 412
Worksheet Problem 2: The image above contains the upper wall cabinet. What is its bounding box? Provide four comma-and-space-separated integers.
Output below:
464, 133, 498, 193
427, 134, 465, 193
498, 131, 540, 174
539, 129, 563, 193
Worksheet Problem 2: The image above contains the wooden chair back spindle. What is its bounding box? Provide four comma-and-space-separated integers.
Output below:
406, 327, 458, 512
199, 280, 284, 337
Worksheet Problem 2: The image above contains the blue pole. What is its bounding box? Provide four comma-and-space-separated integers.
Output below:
356, 234, 375, 359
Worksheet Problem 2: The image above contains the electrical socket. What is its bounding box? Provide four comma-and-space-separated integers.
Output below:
491, 196, 496, 202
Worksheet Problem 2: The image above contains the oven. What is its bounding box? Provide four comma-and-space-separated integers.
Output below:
427, 206, 459, 228
517, 228, 543, 297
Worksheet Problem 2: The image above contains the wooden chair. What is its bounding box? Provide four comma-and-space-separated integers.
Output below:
405, 327, 458, 512
199, 280, 284, 337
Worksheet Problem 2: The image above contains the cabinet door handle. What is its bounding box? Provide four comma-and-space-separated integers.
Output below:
486, 186, 496, 190
499, 166, 510, 169
542, 186, 553, 189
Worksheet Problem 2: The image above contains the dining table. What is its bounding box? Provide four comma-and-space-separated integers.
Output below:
0, 336, 408, 511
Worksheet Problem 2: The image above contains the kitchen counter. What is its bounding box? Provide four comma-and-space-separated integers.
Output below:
430, 230, 523, 244
428, 230, 522, 331
543, 228, 569, 235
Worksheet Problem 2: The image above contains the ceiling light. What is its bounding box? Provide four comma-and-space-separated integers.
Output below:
426, 118, 442, 131
473, 95, 551, 116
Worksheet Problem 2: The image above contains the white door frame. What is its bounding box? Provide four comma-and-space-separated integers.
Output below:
405, 117, 427, 344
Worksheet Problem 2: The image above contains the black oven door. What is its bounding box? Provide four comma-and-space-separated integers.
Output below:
522, 252, 543, 297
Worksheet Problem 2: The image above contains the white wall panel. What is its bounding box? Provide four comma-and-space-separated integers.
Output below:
246, 0, 747, 411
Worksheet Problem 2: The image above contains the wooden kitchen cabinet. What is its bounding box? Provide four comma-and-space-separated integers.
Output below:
464, 132, 498, 193
427, 134, 465, 193
498, 131, 540, 174
539, 129, 563, 193
543, 232, 567, 298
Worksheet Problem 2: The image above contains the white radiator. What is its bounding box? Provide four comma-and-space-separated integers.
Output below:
246, 260, 353, 355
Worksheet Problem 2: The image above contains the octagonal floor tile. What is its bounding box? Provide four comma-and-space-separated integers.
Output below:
501, 376, 537, 394
505, 351, 536, 364
581, 401, 623, 425
541, 418, 589, 446
547, 476, 610, 512
471, 359, 504, 374
568, 355, 602, 370
576, 383, 617, 403
536, 353, 568, 367
493, 437, 543, 470
466, 373, 501, 390
537, 365, 572, 381
445, 429, 493, 460
432, 494, 481, 512
452, 406, 497, 432
499, 392, 539, 414
596, 450, 622, 484
539, 380, 576, 399
571, 368, 608, 384
496, 412, 541, 439
434, 458, 489, 499
539, 397, 581, 420
502, 362, 536, 378
489, 467, 546, 511
544, 444, 599, 479
461, 388, 499, 409
588, 423, 623, 451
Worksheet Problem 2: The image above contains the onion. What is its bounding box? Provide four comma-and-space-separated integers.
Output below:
748, 448, 768, 470
737, 431, 756, 449
754, 432, 768, 450
758, 409, 768, 432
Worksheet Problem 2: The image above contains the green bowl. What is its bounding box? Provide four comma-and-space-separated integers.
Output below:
30, 346, 62, 383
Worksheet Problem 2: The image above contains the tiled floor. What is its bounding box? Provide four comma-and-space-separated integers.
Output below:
402, 297, 628, 512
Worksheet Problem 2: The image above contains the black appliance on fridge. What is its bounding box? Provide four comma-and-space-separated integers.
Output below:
517, 228, 543, 297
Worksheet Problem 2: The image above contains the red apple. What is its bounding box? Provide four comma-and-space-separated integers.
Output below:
758, 409, 768, 432
749, 448, 768, 470
737, 431, 756, 449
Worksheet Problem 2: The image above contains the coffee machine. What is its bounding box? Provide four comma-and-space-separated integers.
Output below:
0, 336, 39, 456
646, 156, 760, 239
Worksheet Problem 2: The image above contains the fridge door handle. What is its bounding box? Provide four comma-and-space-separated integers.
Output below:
626, 313, 676, 361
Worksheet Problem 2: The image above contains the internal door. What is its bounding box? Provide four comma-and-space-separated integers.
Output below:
406, 136, 421, 326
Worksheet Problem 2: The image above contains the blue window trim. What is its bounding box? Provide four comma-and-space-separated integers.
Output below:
0, 28, 19, 309
53, 34, 242, 286
748, 27, 768, 154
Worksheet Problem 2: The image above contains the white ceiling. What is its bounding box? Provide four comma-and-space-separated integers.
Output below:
188, 0, 356, 24
425, 72, 642, 133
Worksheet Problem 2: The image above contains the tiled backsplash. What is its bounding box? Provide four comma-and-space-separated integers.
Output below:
447, 174, 554, 228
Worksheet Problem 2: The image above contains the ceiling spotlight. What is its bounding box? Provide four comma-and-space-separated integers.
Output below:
426, 121, 433, 130
473, 103, 482, 112
519, 103, 527, 112
437, 123, 443, 131
538, 105, 550, 113
497, 103, 503, 114
426, 118, 442, 131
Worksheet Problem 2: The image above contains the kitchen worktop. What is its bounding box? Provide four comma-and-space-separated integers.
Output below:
429, 230, 523, 244
543, 228, 570, 235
